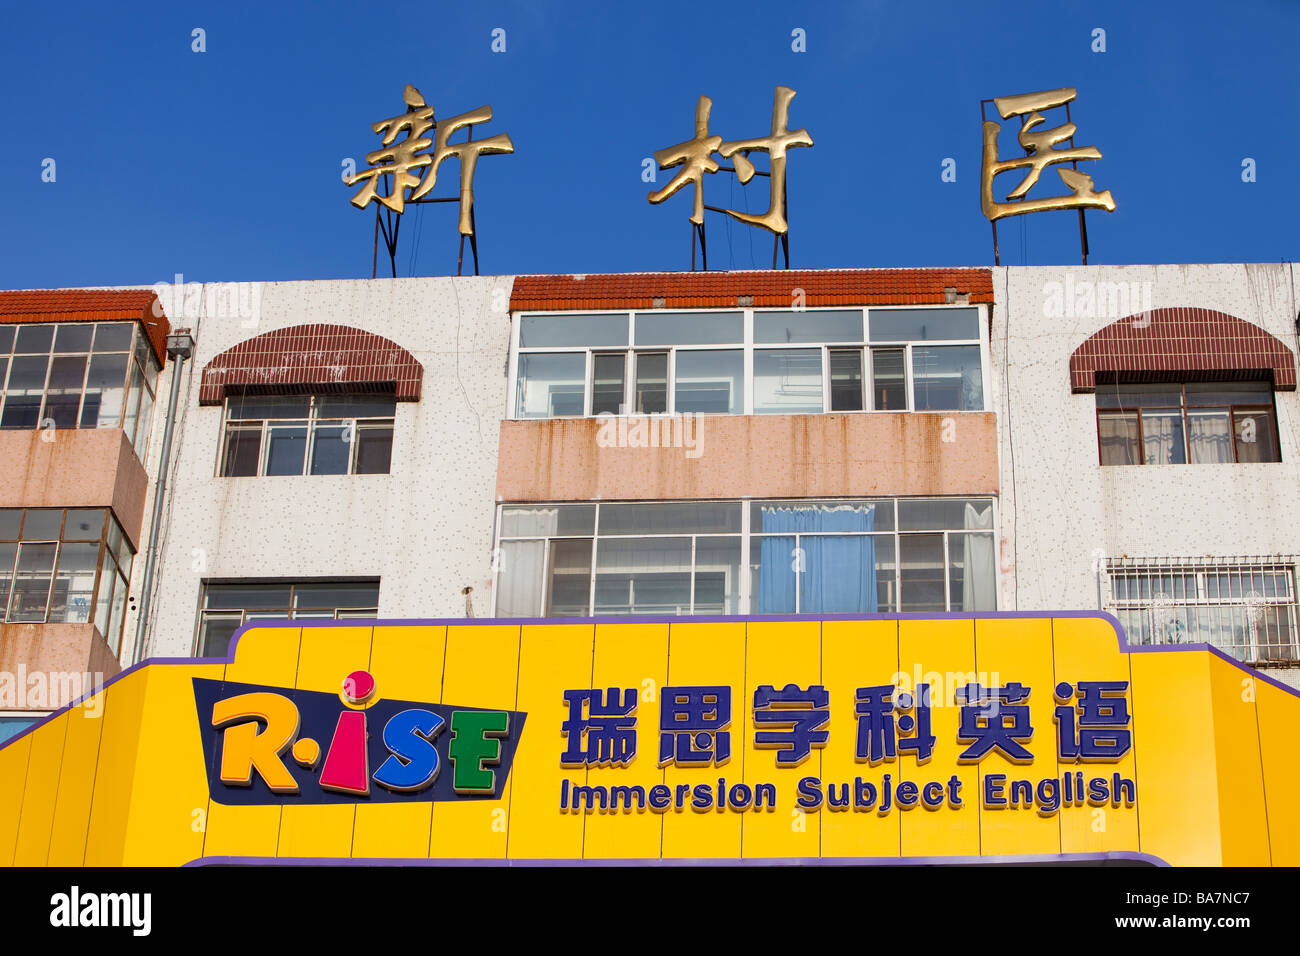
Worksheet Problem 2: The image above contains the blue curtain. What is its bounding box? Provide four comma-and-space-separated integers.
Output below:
758, 506, 876, 613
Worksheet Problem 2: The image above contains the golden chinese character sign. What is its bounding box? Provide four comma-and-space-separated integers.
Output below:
980, 87, 1115, 263
647, 86, 812, 268
345, 84, 513, 234
0, 613, 1296, 866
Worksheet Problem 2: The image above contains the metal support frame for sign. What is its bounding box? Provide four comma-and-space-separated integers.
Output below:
981, 97, 1092, 267
692, 165, 791, 272
368, 122, 484, 282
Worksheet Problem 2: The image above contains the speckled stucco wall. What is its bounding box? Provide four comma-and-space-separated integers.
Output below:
994, 263, 1300, 687
123, 276, 513, 659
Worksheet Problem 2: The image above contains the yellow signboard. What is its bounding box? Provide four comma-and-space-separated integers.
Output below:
0, 614, 1295, 866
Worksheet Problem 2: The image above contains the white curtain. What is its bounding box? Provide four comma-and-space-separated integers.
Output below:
1186, 410, 1233, 464
962, 504, 997, 611
496, 540, 546, 617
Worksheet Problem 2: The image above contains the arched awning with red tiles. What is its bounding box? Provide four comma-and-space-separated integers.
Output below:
199, 324, 422, 405
1069, 308, 1296, 393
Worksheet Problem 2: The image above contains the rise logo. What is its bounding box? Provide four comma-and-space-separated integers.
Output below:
194, 671, 526, 805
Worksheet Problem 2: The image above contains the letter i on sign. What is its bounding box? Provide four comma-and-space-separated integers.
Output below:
320, 670, 377, 796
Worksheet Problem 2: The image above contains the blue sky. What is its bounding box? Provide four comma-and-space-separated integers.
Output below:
1, 0, 1296, 287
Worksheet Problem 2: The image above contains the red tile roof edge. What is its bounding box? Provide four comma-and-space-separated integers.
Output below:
0, 289, 171, 364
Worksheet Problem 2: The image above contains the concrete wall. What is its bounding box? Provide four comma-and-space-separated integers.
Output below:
0, 429, 148, 547
127, 276, 513, 659
498, 411, 999, 502
993, 263, 1300, 683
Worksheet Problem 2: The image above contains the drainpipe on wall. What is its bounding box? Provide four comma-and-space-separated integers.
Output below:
131, 328, 196, 664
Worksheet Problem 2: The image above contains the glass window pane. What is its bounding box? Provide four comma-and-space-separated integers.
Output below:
315, 394, 396, 419
204, 584, 292, 610
1096, 383, 1181, 409
293, 582, 380, 609
755, 310, 863, 344
221, 425, 262, 477
899, 534, 946, 611
1234, 408, 1279, 463
8, 542, 57, 621
546, 538, 593, 617
1098, 411, 1140, 465
829, 349, 864, 411
591, 353, 626, 416
948, 532, 997, 611
354, 424, 393, 474
674, 349, 742, 414
92, 323, 134, 352
515, 353, 585, 418
121, 361, 144, 446
694, 537, 741, 614
594, 537, 691, 615
753, 348, 823, 414
599, 502, 741, 535
265, 424, 308, 475
898, 499, 986, 531
871, 348, 906, 410
309, 424, 351, 475
1, 354, 50, 429
1141, 410, 1186, 464
81, 353, 129, 428
0, 327, 12, 353
198, 614, 244, 657
635, 312, 742, 346
93, 557, 115, 637
107, 579, 128, 653
134, 381, 154, 460
1184, 381, 1272, 406
227, 394, 310, 420
913, 345, 984, 411
634, 352, 668, 414
496, 540, 545, 617
869, 308, 979, 342
14, 325, 54, 353
44, 354, 87, 428
48, 542, 99, 624
1186, 408, 1233, 464
0, 542, 16, 614
22, 510, 62, 540
0, 511, 19, 540
752, 535, 796, 613
519, 313, 628, 348
53, 324, 93, 353
64, 509, 105, 540
500, 505, 596, 538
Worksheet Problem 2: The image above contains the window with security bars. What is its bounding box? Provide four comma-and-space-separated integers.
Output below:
195, 580, 381, 657
218, 393, 395, 476
1107, 558, 1298, 663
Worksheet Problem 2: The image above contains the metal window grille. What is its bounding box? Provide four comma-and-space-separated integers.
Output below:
1105, 556, 1299, 664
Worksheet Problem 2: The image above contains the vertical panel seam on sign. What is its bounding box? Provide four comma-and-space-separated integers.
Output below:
1050, 617, 1061, 856
893, 620, 901, 860
503, 624, 523, 860
580, 623, 597, 860
426, 625, 449, 860
349, 625, 376, 861
1250, 674, 1271, 866
275, 627, 306, 857
739, 623, 748, 860
971, 617, 981, 859
77, 693, 107, 868
817, 619, 823, 860
1127, 642, 1141, 857
660, 622, 672, 861
25, 716, 67, 866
